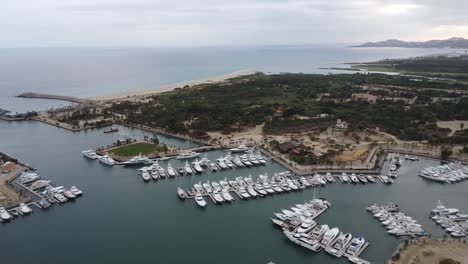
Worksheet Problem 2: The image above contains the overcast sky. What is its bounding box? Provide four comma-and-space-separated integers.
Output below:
1, 0, 467, 47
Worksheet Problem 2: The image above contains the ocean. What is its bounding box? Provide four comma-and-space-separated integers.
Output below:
0, 46, 459, 113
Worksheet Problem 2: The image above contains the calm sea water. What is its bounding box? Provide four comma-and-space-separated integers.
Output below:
0, 121, 467, 264
0, 46, 459, 113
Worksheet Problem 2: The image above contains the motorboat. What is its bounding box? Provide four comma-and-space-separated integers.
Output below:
350, 174, 359, 183
82, 150, 100, 159
194, 194, 206, 207
221, 189, 234, 202
229, 144, 249, 153
167, 163, 177, 177
62, 190, 76, 199
311, 224, 330, 239
366, 175, 375, 183
99, 155, 116, 166
254, 183, 268, 195
238, 188, 251, 198
103, 126, 118, 133
346, 237, 366, 255
177, 187, 187, 199
141, 171, 151, 181
212, 190, 224, 203
192, 160, 204, 173
358, 175, 368, 183
176, 152, 201, 160
297, 219, 316, 233
0, 206, 12, 221
321, 227, 339, 246
122, 154, 154, 166
202, 182, 213, 193
332, 232, 352, 251
217, 158, 228, 169
69, 186, 83, 196
247, 186, 259, 197
29, 180, 51, 190
184, 161, 193, 174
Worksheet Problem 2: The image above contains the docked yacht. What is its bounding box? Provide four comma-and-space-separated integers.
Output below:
229, 144, 249, 153
297, 219, 317, 234
99, 155, 116, 166
82, 150, 100, 159
0, 206, 12, 221
122, 154, 153, 166
192, 160, 204, 173
217, 157, 228, 169
247, 186, 259, 197
349, 174, 359, 184
18, 172, 41, 184
321, 227, 339, 246
332, 233, 352, 251
311, 224, 330, 239
341, 173, 349, 183
221, 189, 234, 202
177, 187, 187, 199
62, 190, 76, 199
29, 180, 51, 190
346, 237, 366, 255
194, 194, 207, 207
69, 186, 83, 196
176, 152, 201, 160
212, 190, 225, 203
141, 171, 151, 181
167, 163, 177, 177
184, 161, 193, 174
238, 188, 251, 198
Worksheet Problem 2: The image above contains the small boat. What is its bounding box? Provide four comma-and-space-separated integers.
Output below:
177, 187, 187, 199
346, 237, 366, 256
350, 174, 359, 184
221, 189, 234, 202
321, 227, 339, 246
212, 190, 225, 203
358, 175, 368, 184
366, 175, 375, 183
82, 150, 100, 159
192, 160, 204, 173
103, 126, 118, 133
184, 161, 193, 174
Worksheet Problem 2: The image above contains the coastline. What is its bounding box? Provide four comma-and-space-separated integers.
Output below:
88, 69, 258, 101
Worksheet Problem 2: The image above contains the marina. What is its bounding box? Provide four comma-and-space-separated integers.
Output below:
367, 203, 427, 237
0, 170, 83, 223
272, 199, 371, 264
430, 201, 468, 238
1, 121, 468, 264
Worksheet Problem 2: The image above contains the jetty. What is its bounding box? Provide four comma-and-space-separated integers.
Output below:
17, 92, 92, 105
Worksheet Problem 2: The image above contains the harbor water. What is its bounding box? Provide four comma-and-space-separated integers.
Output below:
1, 120, 467, 264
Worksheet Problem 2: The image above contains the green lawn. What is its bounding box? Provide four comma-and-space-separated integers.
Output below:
109, 142, 163, 157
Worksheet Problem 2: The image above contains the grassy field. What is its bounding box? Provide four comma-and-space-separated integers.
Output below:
108, 142, 164, 157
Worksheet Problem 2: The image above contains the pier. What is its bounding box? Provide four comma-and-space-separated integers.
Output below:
17, 92, 92, 105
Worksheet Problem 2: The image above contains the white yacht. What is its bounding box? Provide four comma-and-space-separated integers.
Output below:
184, 161, 193, 174
212, 190, 225, 203
311, 224, 330, 239
122, 154, 153, 166
0, 206, 12, 221
297, 219, 316, 233
63, 190, 76, 199
217, 157, 228, 169
321, 227, 339, 246
29, 180, 51, 190
176, 152, 201, 160
333, 232, 352, 251
177, 187, 187, 199
141, 171, 151, 181
349, 174, 359, 184
99, 155, 116, 166
238, 188, 251, 198
229, 144, 249, 153
82, 150, 100, 159
202, 182, 213, 193
194, 194, 206, 207
18, 172, 41, 184
346, 237, 366, 255
167, 163, 177, 177
192, 160, 204, 173
18, 203, 32, 214
69, 186, 83, 196
221, 189, 234, 202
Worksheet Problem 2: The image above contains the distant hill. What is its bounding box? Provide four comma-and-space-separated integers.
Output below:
353, 37, 468, 49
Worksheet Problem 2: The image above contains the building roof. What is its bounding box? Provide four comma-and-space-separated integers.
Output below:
1, 161, 16, 172
278, 142, 296, 152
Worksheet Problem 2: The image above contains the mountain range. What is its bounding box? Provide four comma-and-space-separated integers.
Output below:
353, 37, 468, 49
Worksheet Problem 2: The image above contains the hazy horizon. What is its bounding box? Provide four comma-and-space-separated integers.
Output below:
2, 0, 468, 48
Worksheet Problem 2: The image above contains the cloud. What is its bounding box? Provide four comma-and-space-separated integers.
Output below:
0, 0, 467, 47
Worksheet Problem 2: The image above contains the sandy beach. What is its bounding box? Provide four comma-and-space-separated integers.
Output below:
89, 69, 258, 101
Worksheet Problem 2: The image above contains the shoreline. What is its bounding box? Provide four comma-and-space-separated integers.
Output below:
88, 69, 258, 101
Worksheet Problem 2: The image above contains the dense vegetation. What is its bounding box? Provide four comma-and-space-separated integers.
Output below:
352, 55, 468, 81
108, 72, 468, 143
